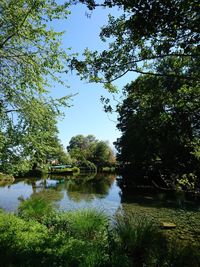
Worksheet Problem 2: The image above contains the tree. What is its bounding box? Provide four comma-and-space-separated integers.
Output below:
93, 141, 115, 167
71, 0, 199, 188
67, 134, 98, 161
0, 0, 71, 174
67, 135, 115, 167
71, 0, 199, 88
115, 69, 200, 187
0, 97, 66, 174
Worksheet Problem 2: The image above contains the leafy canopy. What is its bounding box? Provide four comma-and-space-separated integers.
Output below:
0, 0, 71, 174
67, 134, 115, 166
71, 0, 199, 88
115, 67, 200, 186
71, 0, 200, 187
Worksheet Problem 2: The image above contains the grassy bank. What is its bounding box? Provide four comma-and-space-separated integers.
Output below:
0, 197, 199, 267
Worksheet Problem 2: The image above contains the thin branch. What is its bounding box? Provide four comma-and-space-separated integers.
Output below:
5, 109, 21, 114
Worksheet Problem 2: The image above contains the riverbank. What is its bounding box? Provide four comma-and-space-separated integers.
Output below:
0, 201, 199, 267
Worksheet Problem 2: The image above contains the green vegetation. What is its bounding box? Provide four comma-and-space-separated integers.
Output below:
0, 199, 199, 267
72, 0, 198, 84
67, 135, 116, 169
50, 166, 80, 175
71, 0, 200, 190
18, 195, 55, 222
0, 172, 14, 186
100, 166, 116, 173
77, 159, 97, 172
0, 0, 71, 176
115, 73, 200, 189
0, 1, 199, 265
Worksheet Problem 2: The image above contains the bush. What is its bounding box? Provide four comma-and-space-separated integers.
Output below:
0, 212, 48, 266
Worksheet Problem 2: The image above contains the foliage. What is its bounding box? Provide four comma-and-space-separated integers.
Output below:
78, 159, 97, 172
46, 137, 72, 165
0, 0, 72, 175
0, 212, 48, 266
110, 214, 166, 267
72, 0, 199, 86
92, 141, 116, 167
44, 209, 108, 240
50, 166, 80, 174
0, 172, 14, 186
67, 134, 116, 167
67, 134, 98, 161
0, 207, 200, 267
115, 72, 200, 187
70, 0, 199, 188
18, 194, 55, 222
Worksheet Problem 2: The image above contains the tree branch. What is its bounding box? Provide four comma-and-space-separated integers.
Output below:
0, 1, 37, 49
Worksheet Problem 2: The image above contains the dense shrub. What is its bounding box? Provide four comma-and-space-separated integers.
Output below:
0, 212, 48, 266
78, 160, 97, 172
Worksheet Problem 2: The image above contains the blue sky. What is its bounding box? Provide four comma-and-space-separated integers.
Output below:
51, 4, 137, 149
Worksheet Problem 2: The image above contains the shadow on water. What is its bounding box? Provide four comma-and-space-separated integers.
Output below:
117, 175, 200, 211
116, 174, 200, 244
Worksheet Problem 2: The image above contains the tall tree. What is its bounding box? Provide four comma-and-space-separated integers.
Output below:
67, 135, 115, 166
67, 134, 98, 160
93, 140, 115, 167
71, 0, 200, 188
0, 0, 71, 174
115, 69, 200, 187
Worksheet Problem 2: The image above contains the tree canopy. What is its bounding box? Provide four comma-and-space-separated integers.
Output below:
71, 0, 200, 188
0, 0, 71, 174
72, 0, 199, 88
115, 66, 200, 187
67, 134, 115, 167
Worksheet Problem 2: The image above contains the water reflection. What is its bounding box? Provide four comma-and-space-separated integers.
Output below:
0, 173, 200, 243
117, 175, 200, 210
0, 173, 119, 212
63, 173, 116, 202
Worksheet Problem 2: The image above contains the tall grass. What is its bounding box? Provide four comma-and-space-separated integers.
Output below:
18, 195, 55, 222
109, 214, 167, 267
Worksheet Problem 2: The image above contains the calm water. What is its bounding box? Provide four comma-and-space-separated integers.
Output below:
0, 173, 121, 214
0, 173, 200, 243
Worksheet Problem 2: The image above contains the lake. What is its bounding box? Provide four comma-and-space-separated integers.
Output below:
0, 173, 200, 244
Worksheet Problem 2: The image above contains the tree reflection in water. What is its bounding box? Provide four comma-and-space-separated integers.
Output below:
20, 177, 63, 204
57, 173, 116, 202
